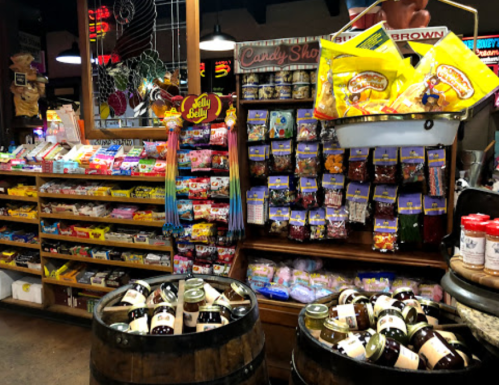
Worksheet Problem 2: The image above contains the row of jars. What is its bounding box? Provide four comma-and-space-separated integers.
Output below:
242, 70, 316, 101
304, 287, 478, 371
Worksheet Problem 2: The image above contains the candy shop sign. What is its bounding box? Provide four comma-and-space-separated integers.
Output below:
181, 93, 222, 124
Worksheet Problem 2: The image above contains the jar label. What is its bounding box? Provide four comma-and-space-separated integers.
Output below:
374, 296, 397, 316
151, 312, 175, 330
377, 314, 407, 334
485, 240, 499, 271
129, 315, 149, 333
427, 315, 439, 326
337, 337, 366, 360
337, 304, 358, 330
402, 299, 423, 313
339, 289, 356, 305
196, 323, 222, 332
436, 331, 457, 343
456, 350, 470, 367
463, 235, 486, 265
122, 289, 146, 306
204, 284, 220, 304
183, 311, 199, 327
395, 345, 420, 370
419, 336, 452, 370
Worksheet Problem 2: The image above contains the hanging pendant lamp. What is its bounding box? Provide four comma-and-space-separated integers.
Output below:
56, 42, 81, 64
200, 24, 236, 51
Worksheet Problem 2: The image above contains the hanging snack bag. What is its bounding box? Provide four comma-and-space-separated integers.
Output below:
246, 187, 268, 225
177, 200, 194, 221
296, 109, 319, 142
210, 203, 230, 223
176, 176, 193, 197
269, 207, 290, 235
326, 206, 348, 240
270, 140, 293, 174
249, 145, 269, 178
296, 142, 320, 177
320, 121, 336, 142
309, 208, 326, 241
177, 243, 195, 258
324, 141, 345, 174
427, 148, 446, 197
289, 210, 310, 242
191, 223, 217, 244
373, 147, 398, 184
247, 110, 268, 142
348, 148, 369, 182
191, 124, 211, 146
189, 150, 212, 172
423, 196, 447, 246
346, 182, 370, 224
210, 122, 229, 147
373, 217, 399, 253
269, 176, 296, 207
400, 147, 425, 184
373, 184, 398, 220
269, 110, 295, 139
212, 151, 229, 172
177, 150, 191, 170
296, 177, 319, 210
398, 193, 423, 244
193, 200, 213, 221
217, 246, 236, 263
195, 244, 217, 261
323, 173, 345, 209
188, 177, 210, 200
180, 129, 193, 147
210, 176, 229, 198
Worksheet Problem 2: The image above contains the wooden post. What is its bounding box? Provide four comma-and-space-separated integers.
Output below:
186, 0, 201, 95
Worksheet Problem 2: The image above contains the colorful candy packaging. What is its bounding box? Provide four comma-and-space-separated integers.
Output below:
189, 177, 210, 200
247, 110, 268, 142
324, 141, 345, 174
392, 277, 420, 295
270, 140, 293, 174
418, 283, 444, 302
210, 122, 228, 147
373, 184, 398, 220
290, 284, 316, 303
348, 147, 369, 182
189, 150, 212, 171
292, 269, 310, 285
210, 176, 229, 198
176, 176, 193, 196
373, 147, 398, 184
373, 217, 399, 253
269, 207, 290, 235
400, 147, 425, 184
195, 244, 217, 261
258, 283, 290, 301
246, 186, 268, 225
288, 210, 310, 242
346, 182, 370, 225
269, 176, 296, 207
326, 206, 348, 240
210, 203, 229, 223
296, 177, 319, 210
398, 193, 423, 244
427, 148, 446, 197
179, 129, 193, 147
249, 144, 269, 178
193, 200, 213, 221
247, 257, 275, 291
296, 109, 319, 142
296, 142, 320, 177
273, 263, 293, 286
269, 110, 295, 139
212, 151, 229, 171
177, 150, 191, 170
177, 200, 194, 221
217, 246, 236, 263
355, 272, 395, 293
423, 196, 447, 246
323, 173, 345, 209
174, 255, 193, 274
177, 243, 195, 258
309, 208, 326, 241
191, 124, 211, 146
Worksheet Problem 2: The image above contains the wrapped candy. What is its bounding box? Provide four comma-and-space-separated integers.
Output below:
328, 273, 355, 292
296, 142, 320, 177
296, 177, 319, 210
428, 148, 446, 197
273, 263, 293, 287
296, 109, 319, 142
269, 110, 294, 139
373, 147, 398, 184
247, 257, 276, 291
246, 187, 268, 225
177, 150, 191, 170
174, 255, 193, 274
269, 176, 296, 207
293, 257, 323, 273
258, 284, 290, 301
310, 271, 329, 289
189, 177, 210, 200
309, 208, 326, 241
320, 120, 336, 142
418, 283, 444, 302
189, 150, 212, 171
176, 176, 193, 196
348, 148, 369, 182
323, 173, 345, 209
355, 272, 395, 293
212, 151, 229, 171
180, 129, 193, 147
210, 176, 229, 198
392, 277, 420, 295
400, 147, 425, 184
373, 184, 398, 220
292, 270, 310, 286
269, 207, 290, 235
346, 182, 370, 224
216, 246, 236, 263
290, 284, 316, 303
247, 110, 269, 142
398, 193, 423, 243
191, 124, 211, 146
289, 210, 310, 242
195, 244, 217, 261
270, 140, 293, 174
324, 142, 345, 174
210, 203, 229, 223
249, 145, 269, 178
177, 243, 195, 258
326, 206, 349, 240
423, 195, 447, 245
210, 122, 229, 147
193, 200, 213, 221
373, 217, 399, 252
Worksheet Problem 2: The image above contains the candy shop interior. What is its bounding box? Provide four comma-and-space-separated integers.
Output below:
1, 0, 499, 384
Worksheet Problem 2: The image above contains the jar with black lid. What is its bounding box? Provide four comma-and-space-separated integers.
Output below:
366, 333, 425, 370
161, 281, 178, 296
183, 289, 206, 333
377, 308, 408, 345
319, 318, 350, 347
372, 295, 417, 324
330, 303, 375, 331
147, 285, 177, 306
128, 303, 149, 334
231, 306, 249, 321
420, 299, 440, 326
185, 278, 204, 292
213, 298, 233, 325
304, 304, 329, 339
217, 282, 248, 303
393, 287, 427, 323
120, 280, 151, 306
334, 329, 376, 361
448, 340, 472, 367
196, 306, 223, 332
339, 289, 368, 305
408, 322, 465, 370
151, 302, 175, 335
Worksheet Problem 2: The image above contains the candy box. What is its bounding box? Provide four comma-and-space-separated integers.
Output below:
132, 186, 154, 199
41, 221, 59, 235
111, 186, 134, 198
134, 230, 156, 244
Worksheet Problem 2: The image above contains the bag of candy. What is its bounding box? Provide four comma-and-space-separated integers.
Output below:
144, 141, 167, 158
193, 261, 213, 275
310, 271, 329, 289
249, 144, 269, 178
177, 242, 195, 258
292, 269, 310, 286
269, 110, 295, 139
373, 147, 398, 184
297, 109, 319, 142
296, 142, 320, 177
191, 124, 211, 146
176, 176, 194, 197
398, 193, 423, 243
189, 177, 210, 200
326, 206, 349, 240
423, 195, 447, 246
273, 263, 293, 287
348, 148, 369, 182
210, 203, 229, 223
174, 254, 193, 274
258, 283, 290, 301
427, 148, 446, 197
247, 257, 276, 291
296, 177, 319, 210
289, 210, 310, 242
293, 257, 323, 273
217, 246, 236, 263
270, 140, 293, 174
373, 184, 398, 220
355, 272, 395, 293
269, 176, 296, 207
290, 284, 316, 303
400, 147, 426, 184
193, 200, 213, 221
177, 199, 194, 221
323, 173, 345, 209
247, 110, 269, 142
309, 208, 326, 241
269, 207, 290, 235
210, 122, 228, 147
179, 129, 193, 147
328, 273, 355, 292
189, 150, 212, 172
191, 223, 217, 244
176, 224, 193, 242
346, 182, 370, 224
177, 150, 191, 170
373, 217, 399, 252
210, 176, 229, 198
247, 186, 268, 225
195, 244, 217, 261
324, 141, 345, 174
212, 151, 229, 172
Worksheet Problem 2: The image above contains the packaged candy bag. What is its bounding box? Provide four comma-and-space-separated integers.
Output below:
269, 176, 296, 207
398, 193, 423, 244
258, 283, 290, 301
355, 272, 395, 293
177, 243, 195, 258
247, 110, 269, 142
346, 182, 370, 224
210, 122, 228, 146
269, 207, 290, 235
297, 109, 319, 142
427, 148, 446, 197
247, 186, 268, 225
189, 177, 210, 200
289, 210, 310, 242
373, 217, 399, 252
210, 176, 229, 198
191, 124, 211, 146
191, 223, 217, 243
193, 261, 213, 275
326, 206, 348, 240
177, 200, 194, 221
270, 140, 293, 174
293, 257, 323, 272
324, 141, 345, 174
373, 184, 398, 220
195, 244, 217, 261
193, 200, 213, 221
348, 148, 369, 182
328, 273, 355, 292
373, 147, 398, 184
210, 203, 229, 223
296, 177, 319, 210
189, 150, 212, 171
273, 263, 293, 287
400, 147, 425, 184
247, 257, 275, 291
176, 176, 193, 196
290, 284, 316, 304
174, 255, 193, 274
423, 196, 447, 246
296, 142, 320, 177
292, 269, 310, 286
309, 208, 326, 241
177, 150, 191, 170
320, 120, 337, 142
217, 246, 236, 263
180, 129, 193, 147
269, 110, 294, 139
212, 151, 229, 172
323, 173, 345, 209
249, 145, 269, 178
310, 271, 329, 289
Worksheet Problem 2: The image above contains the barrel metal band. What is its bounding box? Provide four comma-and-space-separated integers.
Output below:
90, 345, 266, 385
291, 351, 309, 385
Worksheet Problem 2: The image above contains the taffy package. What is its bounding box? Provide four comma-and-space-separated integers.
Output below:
326, 206, 348, 240
269, 207, 290, 235
309, 208, 326, 241
296, 177, 319, 210
323, 173, 345, 209
373, 147, 398, 184
423, 195, 447, 246
270, 140, 293, 174
269, 176, 296, 207
296, 142, 320, 177
346, 182, 370, 224
398, 193, 423, 244
427, 148, 446, 197
249, 145, 269, 178
247, 187, 268, 225
247, 110, 268, 141
289, 210, 310, 242
296, 109, 319, 142
373, 184, 398, 220
355, 272, 395, 293
348, 147, 369, 182
400, 147, 425, 184
324, 141, 345, 174
269, 110, 295, 139
373, 217, 398, 253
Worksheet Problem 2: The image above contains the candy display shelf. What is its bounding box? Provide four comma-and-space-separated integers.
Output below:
0, 216, 39, 224
40, 213, 165, 228
38, 193, 164, 205
0, 195, 38, 202
42, 278, 115, 293
0, 263, 42, 275
0, 240, 40, 249
240, 98, 314, 105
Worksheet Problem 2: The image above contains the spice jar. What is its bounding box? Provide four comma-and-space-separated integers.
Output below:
196, 305, 223, 332
372, 295, 417, 324
485, 222, 499, 276
408, 322, 465, 370
377, 308, 408, 345
367, 333, 425, 370
334, 329, 376, 361
128, 304, 149, 334
459, 216, 485, 253
319, 318, 350, 347
120, 280, 151, 306
339, 289, 368, 305
420, 299, 440, 326
150, 302, 175, 335
183, 289, 206, 333
185, 278, 204, 292
329, 303, 375, 331
448, 340, 472, 367
217, 282, 248, 303
463, 220, 489, 270
213, 298, 233, 325
304, 304, 329, 339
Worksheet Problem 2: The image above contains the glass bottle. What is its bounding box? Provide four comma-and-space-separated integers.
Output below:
120, 280, 151, 306
377, 308, 408, 345
217, 282, 248, 303
366, 333, 425, 370
196, 306, 223, 332
448, 340, 472, 367
183, 289, 206, 333
213, 298, 233, 325
150, 302, 175, 335
485, 222, 499, 276
420, 299, 440, 326
128, 303, 149, 334
304, 304, 329, 339
339, 288, 369, 305
329, 303, 375, 331
463, 220, 489, 270
319, 318, 350, 347
334, 329, 376, 361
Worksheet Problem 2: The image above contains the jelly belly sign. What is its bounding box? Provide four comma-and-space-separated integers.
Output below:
463, 35, 499, 75
180, 93, 222, 124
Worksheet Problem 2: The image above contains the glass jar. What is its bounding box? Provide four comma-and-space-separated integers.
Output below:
420, 299, 440, 326
408, 322, 465, 370
319, 318, 350, 347
231, 306, 250, 321
329, 303, 375, 331
160, 281, 179, 296
120, 280, 151, 306
183, 289, 206, 333
448, 340, 472, 367
185, 278, 204, 292
369, 293, 390, 308
147, 286, 177, 306
128, 303, 149, 334
392, 287, 427, 323
463, 220, 489, 270
213, 298, 233, 325
367, 333, 425, 370
372, 295, 417, 324
304, 304, 329, 339
485, 222, 499, 276
204, 282, 221, 304
217, 282, 248, 303
377, 308, 408, 345
196, 306, 223, 332
334, 329, 376, 361
435, 330, 458, 343
339, 289, 366, 305
150, 302, 175, 335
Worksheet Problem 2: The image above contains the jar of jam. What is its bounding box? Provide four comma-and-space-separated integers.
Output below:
231, 306, 249, 321
183, 289, 206, 333
120, 280, 151, 306
339, 289, 368, 305
319, 318, 350, 347
448, 340, 472, 367
463, 220, 489, 270
304, 304, 329, 339
334, 329, 376, 361
408, 322, 465, 370
369, 293, 390, 308
420, 299, 440, 326
485, 222, 499, 276
128, 303, 149, 334
366, 333, 425, 370
377, 308, 408, 345
217, 282, 248, 303
435, 330, 458, 343
185, 278, 204, 292
147, 286, 177, 306
196, 306, 223, 332
213, 298, 233, 325
392, 287, 427, 322
150, 302, 175, 335
204, 282, 221, 304
329, 303, 375, 331
372, 295, 417, 324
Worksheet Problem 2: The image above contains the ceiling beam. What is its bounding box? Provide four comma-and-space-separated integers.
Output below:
244, 0, 266, 24
324, 0, 340, 17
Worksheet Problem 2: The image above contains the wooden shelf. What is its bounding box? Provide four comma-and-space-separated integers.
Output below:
0, 171, 38, 177
0, 195, 38, 202
0, 216, 39, 224
1, 297, 44, 309
0, 170, 165, 182
242, 238, 447, 269
40, 233, 173, 252
40, 213, 164, 228
41, 252, 173, 273
47, 304, 93, 319
0, 240, 40, 249
0, 263, 42, 275
42, 278, 115, 292
240, 98, 314, 105
38, 193, 163, 205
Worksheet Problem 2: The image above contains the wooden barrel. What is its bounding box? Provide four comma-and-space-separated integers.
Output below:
90, 274, 269, 385
291, 306, 495, 385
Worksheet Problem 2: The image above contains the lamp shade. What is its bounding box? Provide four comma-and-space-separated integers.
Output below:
56, 42, 81, 64
200, 24, 236, 51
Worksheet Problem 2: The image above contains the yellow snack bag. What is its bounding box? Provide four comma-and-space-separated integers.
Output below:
408, 41, 433, 57
391, 32, 499, 113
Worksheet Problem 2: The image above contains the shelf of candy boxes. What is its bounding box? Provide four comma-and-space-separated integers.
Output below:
0, 248, 41, 271
51, 285, 103, 316
0, 224, 39, 245
0, 181, 37, 197
0, 202, 38, 220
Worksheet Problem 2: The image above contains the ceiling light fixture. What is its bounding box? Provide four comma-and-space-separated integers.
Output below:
56, 42, 81, 64
200, 0, 236, 51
